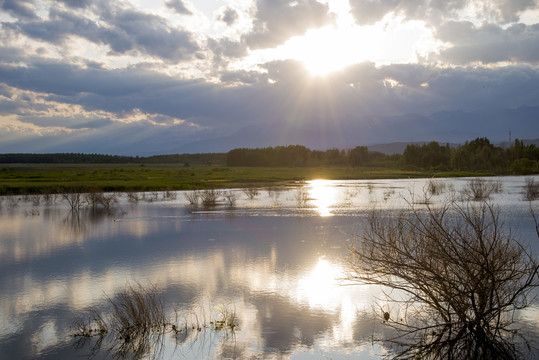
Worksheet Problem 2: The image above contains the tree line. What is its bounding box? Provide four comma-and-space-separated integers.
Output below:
0, 153, 226, 166
227, 138, 538, 174
403, 138, 538, 174
1, 137, 537, 174
226, 145, 399, 167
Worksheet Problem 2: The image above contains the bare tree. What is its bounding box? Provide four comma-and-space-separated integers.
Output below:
200, 189, 222, 207
223, 191, 237, 207
242, 186, 260, 200
346, 199, 539, 359
523, 177, 539, 201
461, 178, 503, 201
62, 190, 85, 211
42, 193, 58, 204
6, 196, 20, 208
426, 178, 446, 196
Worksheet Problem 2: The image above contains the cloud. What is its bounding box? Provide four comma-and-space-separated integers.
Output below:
1, 59, 539, 154
480, 0, 537, 23
435, 21, 539, 64
0, 0, 37, 19
243, 0, 334, 49
217, 6, 239, 26
349, 0, 537, 25
208, 37, 248, 62
348, 0, 464, 25
3, 2, 200, 62
56, 0, 92, 9
165, 0, 192, 15
2, 53, 539, 130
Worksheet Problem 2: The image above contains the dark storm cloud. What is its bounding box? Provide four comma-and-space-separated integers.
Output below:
3, 2, 200, 62
0, 0, 37, 19
243, 0, 334, 49
165, 0, 192, 15
436, 21, 539, 64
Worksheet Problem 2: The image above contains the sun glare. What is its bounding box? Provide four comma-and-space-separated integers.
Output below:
283, 26, 363, 76
308, 179, 338, 216
241, 11, 442, 77
297, 258, 343, 309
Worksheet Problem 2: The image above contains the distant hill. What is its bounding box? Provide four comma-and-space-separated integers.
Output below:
176, 106, 539, 154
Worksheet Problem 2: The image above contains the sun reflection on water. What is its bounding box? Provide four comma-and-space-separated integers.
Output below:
297, 258, 359, 343
308, 180, 339, 216
298, 258, 341, 308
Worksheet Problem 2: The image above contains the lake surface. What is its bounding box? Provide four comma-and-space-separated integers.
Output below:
1, 176, 538, 359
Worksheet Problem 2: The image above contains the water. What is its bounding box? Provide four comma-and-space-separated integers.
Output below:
0, 176, 538, 359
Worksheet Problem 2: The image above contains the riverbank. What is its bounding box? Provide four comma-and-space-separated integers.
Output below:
0, 163, 493, 195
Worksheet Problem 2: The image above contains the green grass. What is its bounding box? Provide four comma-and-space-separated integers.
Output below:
0, 164, 489, 195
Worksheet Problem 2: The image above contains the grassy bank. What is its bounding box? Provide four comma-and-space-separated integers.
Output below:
0, 164, 492, 195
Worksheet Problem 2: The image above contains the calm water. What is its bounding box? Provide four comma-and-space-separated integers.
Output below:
0, 177, 538, 359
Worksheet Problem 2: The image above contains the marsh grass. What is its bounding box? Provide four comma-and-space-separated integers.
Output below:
73, 283, 239, 359
523, 177, 539, 201
200, 189, 222, 207
294, 188, 310, 207
184, 190, 200, 205
127, 192, 141, 203
29, 194, 41, 206
461, 178, 503, 201
109, 283, 167, 339
162, 189, 177, 200
85, 191, 119, 211
0, 164, 481, 196
426, 178, 446, 196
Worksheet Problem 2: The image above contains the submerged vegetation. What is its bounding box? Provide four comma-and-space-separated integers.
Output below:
73, 283, 237, 359
346, 198, 539, 359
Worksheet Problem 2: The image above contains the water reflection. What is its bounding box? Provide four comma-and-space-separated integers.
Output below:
307, 180, 338, 216
0, 176, 537, 359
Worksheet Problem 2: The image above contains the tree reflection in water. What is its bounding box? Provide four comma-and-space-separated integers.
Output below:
346, 198, 539, 359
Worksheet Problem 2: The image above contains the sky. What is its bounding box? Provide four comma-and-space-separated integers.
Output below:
0, 0, 539, 155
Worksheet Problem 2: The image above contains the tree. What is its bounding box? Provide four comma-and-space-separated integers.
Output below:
346, 198, 539, 359
349, 146, 369, 167
403, 142, 451, 169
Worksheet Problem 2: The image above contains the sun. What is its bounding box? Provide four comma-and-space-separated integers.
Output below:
259, 13, 441, 77
282, 26, 364, 76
